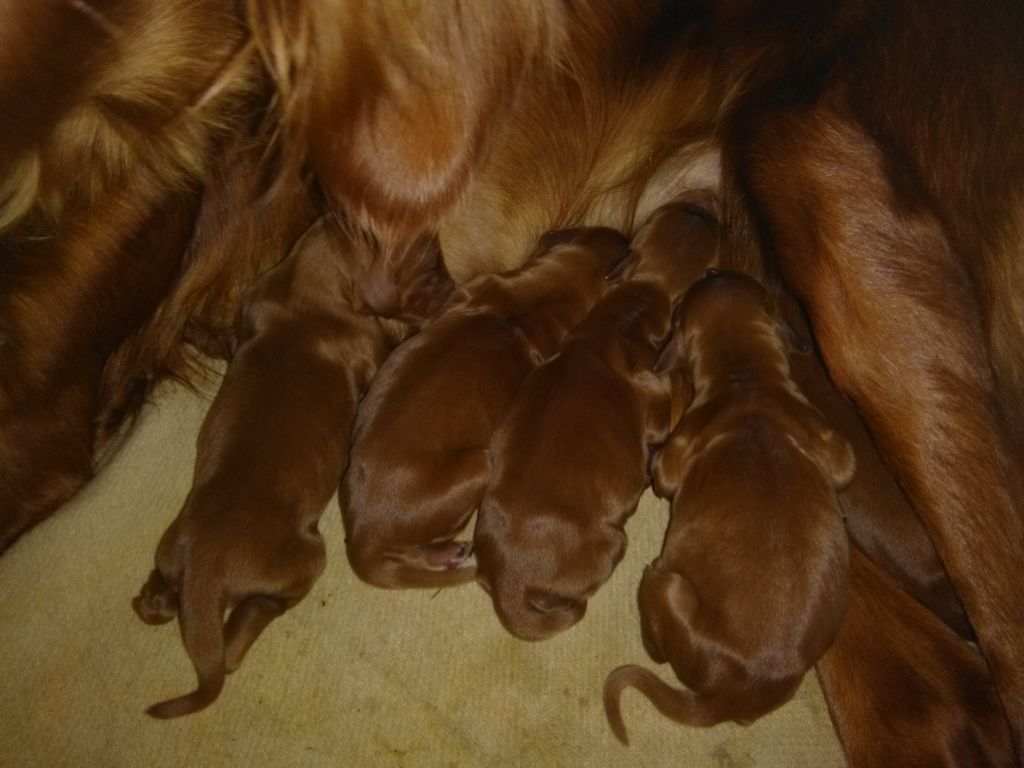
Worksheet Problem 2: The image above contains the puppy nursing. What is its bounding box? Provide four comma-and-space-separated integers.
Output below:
474, 282, 673, 640
341, 228, 630, 589
133, 219, 389, 717
474, 197, 720, 640
605, 271, 855, 740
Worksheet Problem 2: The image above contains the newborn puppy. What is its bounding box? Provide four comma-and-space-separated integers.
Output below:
474, 281, 674, 641
604, 270, 856, 741
341, 227, 630, 589
625, 192, 725, 426
132, 218, 390, 718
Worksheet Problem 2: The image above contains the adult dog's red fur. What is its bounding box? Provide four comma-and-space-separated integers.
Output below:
3, 0, 1023, 752
341, 228, 628, 589
133, 218, 387, 717
817, 546, 1015, 768
0, 0, 259, 550
604, 271, 855, 739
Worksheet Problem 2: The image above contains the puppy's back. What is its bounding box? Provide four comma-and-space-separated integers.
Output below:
667, 405, 851, 650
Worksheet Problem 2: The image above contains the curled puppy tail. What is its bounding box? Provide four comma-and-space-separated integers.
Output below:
603, 665, 637, 744
146, 567, 226, 719
603, 664, 725, 744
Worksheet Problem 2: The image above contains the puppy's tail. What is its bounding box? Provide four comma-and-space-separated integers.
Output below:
603, 664, 726, 744
146, 566, 226, 719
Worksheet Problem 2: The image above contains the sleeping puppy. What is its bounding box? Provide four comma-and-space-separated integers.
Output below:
473, 199, 721, 641
474, 281, 675, 640
341, 227, 629, 589
132, 217, 390, 718
604, 270, 856, 741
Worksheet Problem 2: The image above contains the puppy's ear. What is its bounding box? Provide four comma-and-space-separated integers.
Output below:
653, 331, 685, 375
649, 441, 682, 499
635, 369, 673, 445
669, 371, 694, 428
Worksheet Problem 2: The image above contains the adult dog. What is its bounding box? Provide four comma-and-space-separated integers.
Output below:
1, 0, 1021, 754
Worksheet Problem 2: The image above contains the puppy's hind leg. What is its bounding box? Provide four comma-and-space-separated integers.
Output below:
223, 596, 287, 673
132, 569, 178, 625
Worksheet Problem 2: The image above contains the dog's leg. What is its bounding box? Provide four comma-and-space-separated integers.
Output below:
222, 596, 288, 673
132, 569, 179, 626
743, 108, 1024, 751
0, 180, 200, 552
817, 546, 1015, 768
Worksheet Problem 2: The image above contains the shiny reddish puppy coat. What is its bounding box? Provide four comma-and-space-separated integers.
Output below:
474, 280, 674, 640
474, 200, 721, 640
340, 228, 630, 590
133, 219, 388, 717
605, 271, 856, 740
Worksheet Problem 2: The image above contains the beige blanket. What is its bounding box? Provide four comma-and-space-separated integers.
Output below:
0, 374, 845, 767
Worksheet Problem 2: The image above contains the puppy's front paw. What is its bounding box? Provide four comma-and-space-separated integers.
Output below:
417, 539, 474, 571
442, 540, 474, 571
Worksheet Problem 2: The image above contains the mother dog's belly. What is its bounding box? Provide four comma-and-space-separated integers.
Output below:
437, 87, 722, 282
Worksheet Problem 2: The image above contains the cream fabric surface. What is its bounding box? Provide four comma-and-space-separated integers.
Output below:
0, 375, 846, 767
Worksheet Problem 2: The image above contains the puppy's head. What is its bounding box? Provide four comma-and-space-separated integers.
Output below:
476, 518, 626, 641
574, 282, 673, 373
628, 193, 722, 300
530, 226, 632, 285
654, 269, 785, 378
353, 231, 455, 325
682, 268, 769, 332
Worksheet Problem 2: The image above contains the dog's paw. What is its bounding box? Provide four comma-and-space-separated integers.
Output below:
444, 541, 475, 570
132, 569, 178, 624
